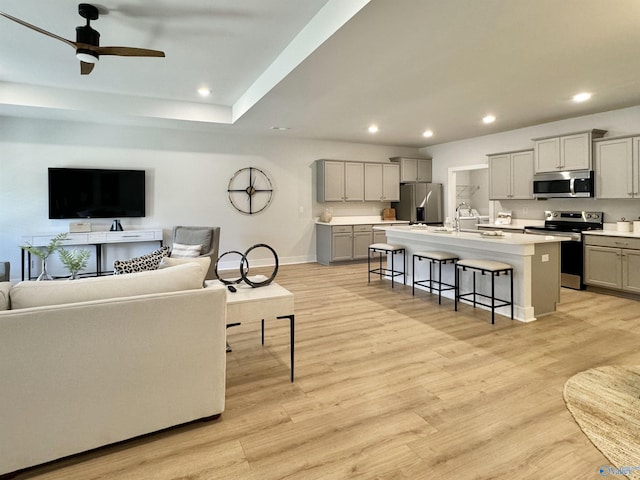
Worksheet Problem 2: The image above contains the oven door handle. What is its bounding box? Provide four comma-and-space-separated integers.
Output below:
569, 177, 576, 196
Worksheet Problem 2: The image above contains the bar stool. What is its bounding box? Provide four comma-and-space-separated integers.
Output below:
368, 243, 406, 288
455, 259, 514, 324
412, 251, 458, 304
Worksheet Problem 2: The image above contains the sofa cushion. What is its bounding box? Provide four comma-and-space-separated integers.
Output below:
159, 256, 210, 282
0, 282, 11, 310
10, 262, 203, 310
113, 246, 170, 275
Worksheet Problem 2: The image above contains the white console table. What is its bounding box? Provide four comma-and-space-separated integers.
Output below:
20, 229, 163, 280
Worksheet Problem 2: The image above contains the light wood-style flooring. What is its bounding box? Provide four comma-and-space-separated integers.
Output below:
17, 262, 640, 479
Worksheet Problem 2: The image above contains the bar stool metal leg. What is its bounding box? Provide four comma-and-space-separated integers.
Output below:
491, 271, 496, 324
412, 255, 416, 296
391, 251, 395, 288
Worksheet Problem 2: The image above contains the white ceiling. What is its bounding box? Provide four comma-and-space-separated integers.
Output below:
2, 0, 640, 148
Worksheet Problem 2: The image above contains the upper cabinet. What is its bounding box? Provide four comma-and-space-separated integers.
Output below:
594, 135, 640, 199
532, 129, 606, 173
316, 160, 364, 202
316, 160, 400, 203
364, 163, 400, 202
390, 157, 432, 183
488, 149, 534, 200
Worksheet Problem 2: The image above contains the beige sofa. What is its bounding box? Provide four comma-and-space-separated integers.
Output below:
0, 262, 227, 476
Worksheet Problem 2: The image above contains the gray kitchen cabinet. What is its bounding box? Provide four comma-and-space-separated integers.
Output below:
317, 160, 364, 202
488, 149, 534, 200
316, 224, 372, 265
373, 225, 390, 244
364, 163, 400, 201
332, 230, 354, 261
390, 157, 432, 183
584, 245, 621, 289
353, 225, 373, 259
594, 135, 640, 198
623, 249, 640, 293
584, 235, 640, 293
533, 130, 606, 173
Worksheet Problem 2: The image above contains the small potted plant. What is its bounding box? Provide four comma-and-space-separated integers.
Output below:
21, 232, 68, 281
58, 248, 91, 280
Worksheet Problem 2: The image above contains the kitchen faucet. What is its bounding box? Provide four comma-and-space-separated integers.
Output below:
454, 202, 471, 232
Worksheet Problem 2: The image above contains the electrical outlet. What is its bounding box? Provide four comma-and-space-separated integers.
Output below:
541, 254, 549, 262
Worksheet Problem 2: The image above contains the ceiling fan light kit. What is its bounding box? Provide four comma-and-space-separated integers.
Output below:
0, 3, 164, 75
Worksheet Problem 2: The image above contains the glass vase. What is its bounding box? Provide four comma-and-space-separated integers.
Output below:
37, 257, 53, 281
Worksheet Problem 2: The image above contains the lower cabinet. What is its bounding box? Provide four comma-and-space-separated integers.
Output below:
584, 236, 640, 294
353, 225, 373, 259
330, 226, 354, 262
317, 224, 397, 265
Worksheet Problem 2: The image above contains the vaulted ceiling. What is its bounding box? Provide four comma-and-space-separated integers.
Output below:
1, 0, 640, 147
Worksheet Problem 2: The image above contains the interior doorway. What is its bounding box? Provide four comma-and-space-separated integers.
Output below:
447, 164, 492, 221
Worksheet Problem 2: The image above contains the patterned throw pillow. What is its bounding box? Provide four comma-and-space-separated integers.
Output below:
113, 246, 170, 275
171, 243, 202, 258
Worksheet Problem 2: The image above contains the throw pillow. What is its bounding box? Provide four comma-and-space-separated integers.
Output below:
171, 243, 201, 258
174, 228, 212, 256
113, 246, 170, 275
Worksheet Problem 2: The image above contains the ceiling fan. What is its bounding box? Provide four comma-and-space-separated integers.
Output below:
0, 3, 165, 75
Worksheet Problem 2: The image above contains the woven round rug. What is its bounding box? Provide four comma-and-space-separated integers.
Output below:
564, 365, 640, 479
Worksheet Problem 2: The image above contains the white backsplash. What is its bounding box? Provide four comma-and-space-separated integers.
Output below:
494, 198, 640, 224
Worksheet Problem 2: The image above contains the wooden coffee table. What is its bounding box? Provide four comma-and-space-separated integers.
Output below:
208, 279, 295, 382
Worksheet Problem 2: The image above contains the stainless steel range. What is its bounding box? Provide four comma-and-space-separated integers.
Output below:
524, 210, 603, 290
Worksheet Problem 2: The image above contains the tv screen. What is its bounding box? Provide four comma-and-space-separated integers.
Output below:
48, 168, 146, 219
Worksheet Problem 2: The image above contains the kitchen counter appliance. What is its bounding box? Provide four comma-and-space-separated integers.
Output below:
533, 170, 595, 198
524, 210, 603, 289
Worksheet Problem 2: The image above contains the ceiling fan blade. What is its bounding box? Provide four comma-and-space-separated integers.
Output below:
93, 46, 165, 57
80, 61, 95, 75
0, 11, 76, 49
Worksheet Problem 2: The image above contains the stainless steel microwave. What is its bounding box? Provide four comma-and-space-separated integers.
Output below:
533, 170, 594, 198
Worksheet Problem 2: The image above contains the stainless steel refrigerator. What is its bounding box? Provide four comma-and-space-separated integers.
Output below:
391, 183, 443, 224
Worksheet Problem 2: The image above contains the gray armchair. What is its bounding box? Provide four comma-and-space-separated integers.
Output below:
171, 226, 220, 280
0, 262, 9, 282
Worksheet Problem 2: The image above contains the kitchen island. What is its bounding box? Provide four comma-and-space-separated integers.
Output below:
378, 226, 566, 322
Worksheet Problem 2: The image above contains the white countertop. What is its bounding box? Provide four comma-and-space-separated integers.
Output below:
477, 219, 544, 230
316, 216, 410, 226
583, 230, 640, 239
379, 225, 566, 246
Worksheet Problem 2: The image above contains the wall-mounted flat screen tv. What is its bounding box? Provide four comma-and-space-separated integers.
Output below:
48, 168, 146, 219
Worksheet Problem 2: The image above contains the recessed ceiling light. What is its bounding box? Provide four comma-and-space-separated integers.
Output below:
270, 126, 290, 131
422, 129, 434, 138
482, 114, 496, 124
368, 124, 379, 134
197, 87, 211, 97
572, 92, 592, 103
